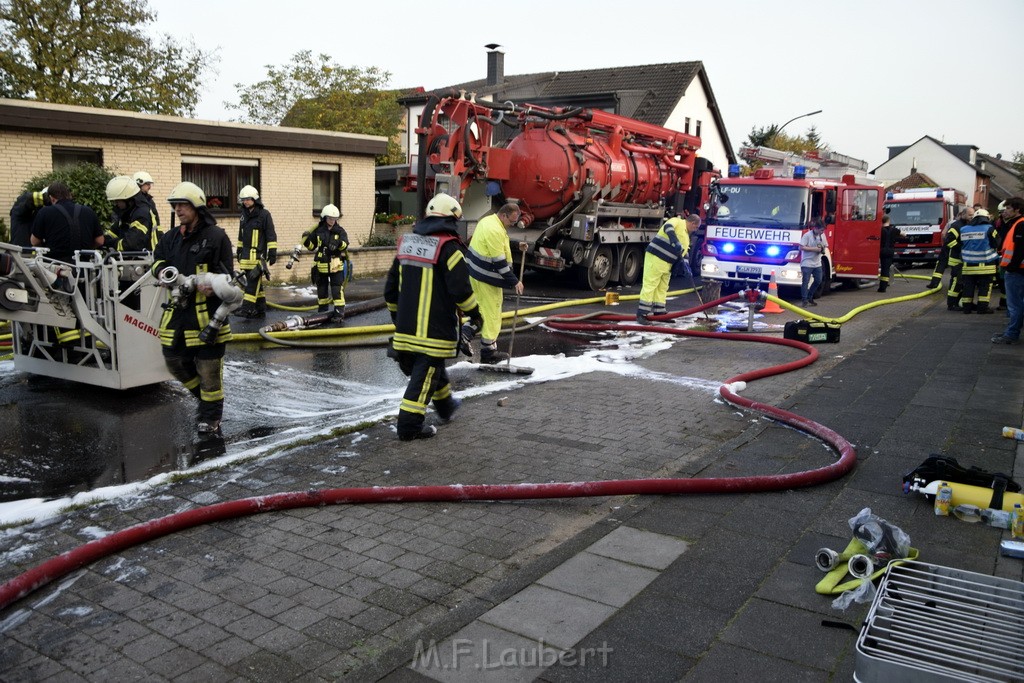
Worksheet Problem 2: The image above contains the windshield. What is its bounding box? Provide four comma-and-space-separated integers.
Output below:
884, 200, 944, 225
713, 184, 808, 228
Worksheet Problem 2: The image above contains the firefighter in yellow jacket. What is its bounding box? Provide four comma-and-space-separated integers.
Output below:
467, 203, 524, 363
384, 194, 483, 441
637, 215, 700, 323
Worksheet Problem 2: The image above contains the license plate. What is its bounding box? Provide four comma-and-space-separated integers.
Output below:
736, 265, 761, 276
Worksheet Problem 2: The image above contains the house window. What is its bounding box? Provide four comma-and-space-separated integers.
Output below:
52, 146, 102, 169
684, 117, 691, 135
313, 163, 341, 216
181, 156, 259, 213
695, 120, 702, 138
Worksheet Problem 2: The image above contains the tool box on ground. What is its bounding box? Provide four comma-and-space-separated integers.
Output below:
783, 319, 841, 343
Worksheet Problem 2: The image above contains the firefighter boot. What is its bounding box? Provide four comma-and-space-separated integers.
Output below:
233, 303, 257, 318
435, 396, 461, 423
480, 342, 509, 365
877, 282, 888, 293
962, 302, 976, 314
254, 299, 267, 318
977, 303, 994, 314
636, 313, 654, 325
330, 306, 345, 323
947, 296, 960, 311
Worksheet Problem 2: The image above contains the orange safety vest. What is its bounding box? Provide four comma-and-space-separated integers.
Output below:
999, 216, 1024, 268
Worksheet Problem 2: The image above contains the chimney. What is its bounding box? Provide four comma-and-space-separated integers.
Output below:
485, 44, 504, 86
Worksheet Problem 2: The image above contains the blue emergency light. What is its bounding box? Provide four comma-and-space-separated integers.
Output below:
766, 245, 781, 257
936, 189, 944, 197
722, 242, 737, 254
728, 164, 741, 178
886, 191, 894, 200
793, 165, 807, 180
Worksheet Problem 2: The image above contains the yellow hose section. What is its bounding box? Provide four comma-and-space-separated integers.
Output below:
0, 333, 11, 342
770, 273, 939, 324
268, 301, 318, 312
0, 353, 11, 362
230, 286, 704, 343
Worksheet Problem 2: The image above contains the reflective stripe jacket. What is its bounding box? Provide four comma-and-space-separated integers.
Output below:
302, 220, 349, 274
236, 202, 277, 263
105, 200, 155, 252
467, 213, 518, 288
384, 216, 480, 359
152, 216, 234, 347
136, 192, 162, 235
645, 217, 689, 264
959, 217, 999, 274
10, 190, 47, 247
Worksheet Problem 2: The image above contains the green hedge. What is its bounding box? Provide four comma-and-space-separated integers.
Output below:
22, 163, 116, 223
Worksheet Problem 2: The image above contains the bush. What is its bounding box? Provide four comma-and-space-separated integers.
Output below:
374, 212, 415, 226
362, 232, 398, 247
0, 217, 8, 243
23, 163, 117, 223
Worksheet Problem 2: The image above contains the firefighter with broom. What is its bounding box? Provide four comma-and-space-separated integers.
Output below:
466, 202, 525, 364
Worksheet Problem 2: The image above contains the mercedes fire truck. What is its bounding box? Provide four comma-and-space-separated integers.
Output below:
700, 165, 884, 295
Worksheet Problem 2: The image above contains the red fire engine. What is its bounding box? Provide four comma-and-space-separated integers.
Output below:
883, 187, 966, 264
700, 165, 884, 295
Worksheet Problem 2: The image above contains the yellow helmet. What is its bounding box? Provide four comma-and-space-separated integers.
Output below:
133, 171, 155, 187
426, 193, 462, 219
167, 182, 206, 208
238, 185, 260, 201
320, 204, 341, 218
106, 175, 140, 202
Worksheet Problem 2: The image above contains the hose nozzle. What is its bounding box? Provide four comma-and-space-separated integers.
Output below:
848, 554, 876, 579
815, 547, 840, 572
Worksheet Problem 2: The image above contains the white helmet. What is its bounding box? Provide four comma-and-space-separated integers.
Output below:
106, 175, 141, 202
238, 185, 260, 201
167, 182, 207, 209
320, 204, 341, 218
426, 193, 462, 219
133, 171, 155, 187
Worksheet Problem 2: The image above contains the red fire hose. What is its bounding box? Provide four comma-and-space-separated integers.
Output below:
0, 292, 855, 612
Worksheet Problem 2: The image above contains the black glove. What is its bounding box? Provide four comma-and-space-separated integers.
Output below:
681, 259, 693, 277
459, 321, 480, 357
927, 278, 940, 289
267, 248, 277, 265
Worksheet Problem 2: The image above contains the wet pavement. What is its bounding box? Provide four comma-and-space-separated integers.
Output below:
2, 271, 1022, 682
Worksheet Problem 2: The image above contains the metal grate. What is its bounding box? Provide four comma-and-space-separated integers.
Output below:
855, 561, 1024, 683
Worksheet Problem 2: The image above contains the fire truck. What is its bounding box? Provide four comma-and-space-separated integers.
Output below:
699, 165, 884, 295
406, 93, 719, 290
883, 187, 965, 264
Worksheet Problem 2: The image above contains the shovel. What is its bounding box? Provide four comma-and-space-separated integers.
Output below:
478, 241, 534, 375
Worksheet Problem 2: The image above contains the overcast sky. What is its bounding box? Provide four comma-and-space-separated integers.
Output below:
148, 0, 1022, 171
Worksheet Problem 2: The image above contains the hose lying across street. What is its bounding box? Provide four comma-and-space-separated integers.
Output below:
0, 288, 875, 612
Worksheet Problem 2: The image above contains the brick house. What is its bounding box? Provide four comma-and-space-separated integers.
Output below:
0, 98, 392, 278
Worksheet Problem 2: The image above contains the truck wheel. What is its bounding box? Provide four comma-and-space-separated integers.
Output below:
618, 246, 642, 286
816, 264, 832, 298
578, 245, 613, 290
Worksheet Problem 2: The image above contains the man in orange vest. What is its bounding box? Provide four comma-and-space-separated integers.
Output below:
992, 197, 1024, 345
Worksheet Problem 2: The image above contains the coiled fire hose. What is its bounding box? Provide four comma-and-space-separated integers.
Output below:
0, 291, 856, 612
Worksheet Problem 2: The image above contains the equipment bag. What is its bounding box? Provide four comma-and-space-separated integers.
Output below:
783, 320, 841, 344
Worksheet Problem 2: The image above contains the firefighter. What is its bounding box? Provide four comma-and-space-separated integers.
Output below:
152, 181, 235, 435
637, 215, 700, 324
30, 182, 104, 263
878, 215, 902, 292
133, 171, 162, 235
234, 185, 277, 318
103, 175, 156, 252
384, 193, 483, 441
302, 204, 349, 320
928, 206, 972, 310
957, 209, 1000, 314
467, 202, 524, 363
9, 185, 50, 247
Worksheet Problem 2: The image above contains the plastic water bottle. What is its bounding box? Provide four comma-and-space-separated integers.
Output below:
1002, 427, 1024, 442
934, 482, 953, 516
1012, 504, 1024, 539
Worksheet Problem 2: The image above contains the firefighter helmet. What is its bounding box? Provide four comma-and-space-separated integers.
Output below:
998, 200, 1008, 212
133, 171, 155, 187
167, 182, 207, 208
41, 186, 49, 197
106, 175, 141, 202
975, 208, 991, 219
425, 193, 462, 219
320, 204, 341, 218
238, 185, 260, 201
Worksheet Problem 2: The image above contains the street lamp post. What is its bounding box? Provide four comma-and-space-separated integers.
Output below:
775, 109, 822, 140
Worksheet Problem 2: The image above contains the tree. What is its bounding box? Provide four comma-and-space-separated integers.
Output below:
228, 50, 405, 165
0, 0, 216, 116
1013, 151, 1024, 194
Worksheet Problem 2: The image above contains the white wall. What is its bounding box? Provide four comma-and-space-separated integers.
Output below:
662, 77, 730, 172
873, 138, 975, 197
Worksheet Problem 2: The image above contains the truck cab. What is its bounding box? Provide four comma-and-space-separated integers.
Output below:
883, 188, 964, 264
700, 167, 883, 294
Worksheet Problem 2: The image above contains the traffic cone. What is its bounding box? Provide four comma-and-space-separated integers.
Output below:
763, 271, 784, 314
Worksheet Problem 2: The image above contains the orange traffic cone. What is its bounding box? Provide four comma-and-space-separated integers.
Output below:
763, 271, 784, 314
